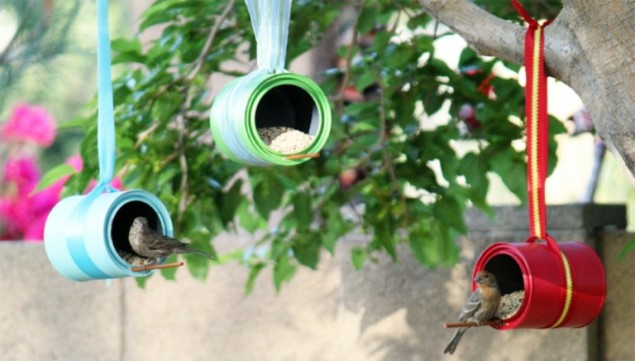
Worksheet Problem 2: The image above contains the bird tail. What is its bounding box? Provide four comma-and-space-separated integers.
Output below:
443, 328, 467, 355
180, 247, 216, 260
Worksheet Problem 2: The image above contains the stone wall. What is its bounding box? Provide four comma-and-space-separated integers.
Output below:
0, 205, 631, 361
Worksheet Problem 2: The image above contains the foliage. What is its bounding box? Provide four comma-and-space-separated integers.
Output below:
0, 0, 80, 111
53, 0, 566, 291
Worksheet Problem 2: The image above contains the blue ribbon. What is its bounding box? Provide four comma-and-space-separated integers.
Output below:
97, 0, 116, 187
66, 0, 116, 278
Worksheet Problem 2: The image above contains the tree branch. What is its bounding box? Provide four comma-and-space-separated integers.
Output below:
418, 0, 525, 62
417, 0, 578, 84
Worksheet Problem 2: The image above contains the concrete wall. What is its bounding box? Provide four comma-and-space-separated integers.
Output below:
0, 205, 632, 361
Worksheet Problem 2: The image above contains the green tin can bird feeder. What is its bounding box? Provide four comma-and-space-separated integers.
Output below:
210, 0, 331, 166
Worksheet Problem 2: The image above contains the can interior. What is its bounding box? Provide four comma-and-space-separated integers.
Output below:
110, 201, 162, 257
255, 84, 319, 135
483, 254, 524, 295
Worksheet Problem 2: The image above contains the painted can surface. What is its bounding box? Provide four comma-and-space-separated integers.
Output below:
210, 70, 331, 166
473, 238, 606, 329
44, 189, 173, 281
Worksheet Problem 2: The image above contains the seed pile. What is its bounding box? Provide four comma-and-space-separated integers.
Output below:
117, 248, 154, 266
257, 126, 315, 154
497, 290, 525, 320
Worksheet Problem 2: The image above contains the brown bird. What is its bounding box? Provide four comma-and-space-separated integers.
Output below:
443, 270, 501, 355
128, 217, 215, 262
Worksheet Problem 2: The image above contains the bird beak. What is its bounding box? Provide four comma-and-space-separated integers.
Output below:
474, 274, 483, 283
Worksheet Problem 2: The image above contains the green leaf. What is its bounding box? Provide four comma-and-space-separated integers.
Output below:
356, 70, 378, 93
160, 255, 179, 280
322, 207, 351, 254
273, 255, 297, 292
372, 217, 397, 259
253, 174, 285, 219
409, 229, 432, 267
357, 5, 378, 34
435, 224, 460, 266
384, 43, 415, 68
184, 253, 210, 281
291, 232, 321, 269
351, 246, 367, 270
57, 115, 93, 130
460, 152, 489, 200
219, 179, 243, 226
432, 195, 467, 234
111, 38, 144, 64
157, 164, 180, 185
111, 37, 142, 53
33, 163, 75, 193
490, 149, 527, 203
245, 263, 266, 296
237, 200, 266, 233
134, 276, 148, 288
217, 250, 243, 265
292, 192, 313, 229
617, 237, 635, 263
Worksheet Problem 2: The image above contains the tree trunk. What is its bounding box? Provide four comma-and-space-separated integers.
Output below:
418, 0, 635, 183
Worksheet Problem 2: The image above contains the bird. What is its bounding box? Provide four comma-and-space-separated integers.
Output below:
128, 217, 215, 262
443, 270, 501, 355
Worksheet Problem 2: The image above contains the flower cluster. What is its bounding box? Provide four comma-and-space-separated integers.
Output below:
0, 104, 56, 146
0, 104, 77, 241
0, 104, 124, 241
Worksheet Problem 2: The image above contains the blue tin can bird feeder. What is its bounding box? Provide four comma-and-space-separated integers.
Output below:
45, 190, 173, 281
44, 0, 174, 281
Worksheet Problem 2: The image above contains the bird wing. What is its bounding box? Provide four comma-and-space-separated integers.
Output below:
457, 289, 483, 322
149, 235, 187, 251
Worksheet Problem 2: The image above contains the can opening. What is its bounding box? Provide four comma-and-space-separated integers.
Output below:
483, 254, 524, 294
110, 201, 162, 257
255, 84, 318, 135
483, 253, 526, 321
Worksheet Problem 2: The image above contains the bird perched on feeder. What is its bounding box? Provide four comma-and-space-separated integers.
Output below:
128, 217, 215, 262
443, 270, 501, 355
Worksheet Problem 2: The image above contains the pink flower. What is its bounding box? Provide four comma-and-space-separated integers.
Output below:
0, 196, 30, 240
0, 153, 125, 240
0, 104, 56, 146
66, 154, 83, 171
2, 156, 40, 196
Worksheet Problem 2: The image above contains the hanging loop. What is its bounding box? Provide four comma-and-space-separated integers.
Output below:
96, 0, 116, 190
245, 0, 292, 72
526, 233, 560, 254
512, 0, 553, 242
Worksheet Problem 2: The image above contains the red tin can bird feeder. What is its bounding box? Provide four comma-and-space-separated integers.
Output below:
474, 236, 605, 329
471, 0, 606, 330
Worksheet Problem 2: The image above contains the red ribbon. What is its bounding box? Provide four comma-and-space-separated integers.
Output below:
511, 0, 553, 240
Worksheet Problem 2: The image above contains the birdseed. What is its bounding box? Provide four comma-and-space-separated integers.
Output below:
257, 126, 315, 154
117, 248, 154, 266
497, 290, 525, 320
